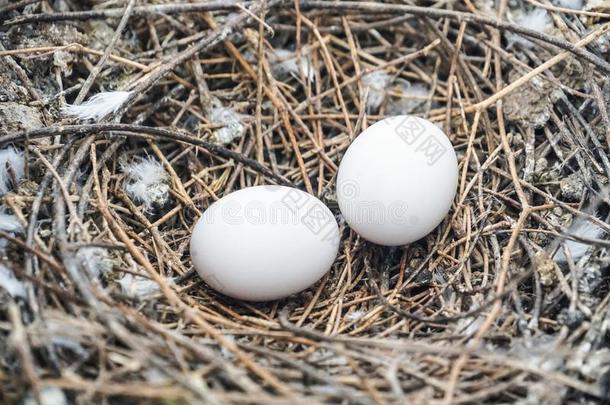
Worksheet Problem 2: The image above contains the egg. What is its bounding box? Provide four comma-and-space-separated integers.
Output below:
336, 115, 458, 246
190, 185, 340, 301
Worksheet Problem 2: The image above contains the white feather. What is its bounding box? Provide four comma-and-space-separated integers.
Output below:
553, 0, 583, 9
63, 91, 131, 121
585, 0, 609, 10
210, 106, 246, 145
385, 80, 430, 115
457, 314, 486, 337
345, 310, 366, 322
0, 264, 27, 299
0, 209, 23, 253
122, 157, 170, 212
143, 368, 170, 383
0, 147, 25, 196
361, 71, 392, 113
270, 48, 315, 83
220, 335, 235, 359
509, 335, 563, 372
118, 272, 174, 298
76, 247, 112, 279
507, 9, 552, 48
24, 386, 67, 405
553, 217, 605, 263
0, 212, 23, 234
455, 302, 486, 337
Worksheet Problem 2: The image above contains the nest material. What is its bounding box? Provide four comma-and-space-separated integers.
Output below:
1, 0, 610, 403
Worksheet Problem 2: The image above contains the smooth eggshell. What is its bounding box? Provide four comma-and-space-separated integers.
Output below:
336, 116, 458, 246
190, 185, 340, 301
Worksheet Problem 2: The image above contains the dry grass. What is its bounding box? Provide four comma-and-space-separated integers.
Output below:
1, 0, 610, 403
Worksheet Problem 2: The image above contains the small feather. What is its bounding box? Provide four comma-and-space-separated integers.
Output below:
76, 247, 112, 279
553, 0, 583, 9
118, 272, 174, 298
507, 9, 552, 48
0, 209, 23, 253
509, 335, 563, 372
210, 106, 246, 145
345, 310, 366, 322
554, 217, 605, 262
220, 335, 235, 359
0, 264, 27, 299
122, 157, 170, 212
0, 147, 25, 196
270, 48, 315, 83
385, 79, 430, 115
0, 212, 23, 234
63, 91, 131, 121
361, 71, 392, 113
24, 386, 67, 405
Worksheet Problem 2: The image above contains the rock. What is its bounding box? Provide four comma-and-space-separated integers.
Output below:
504, 73, 552, 128
559, 172, 586, 201
0, 64, 29, 103
0, 102, 43, 134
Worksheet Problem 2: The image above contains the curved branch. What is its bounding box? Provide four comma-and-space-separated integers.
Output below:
2, 2, 248, 26
0, 124, 290, 185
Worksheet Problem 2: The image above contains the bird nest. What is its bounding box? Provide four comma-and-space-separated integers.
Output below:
1, 0, 610, 403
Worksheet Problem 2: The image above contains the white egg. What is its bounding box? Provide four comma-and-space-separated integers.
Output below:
336, 116, 458, 246
190, 185, 340, 301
